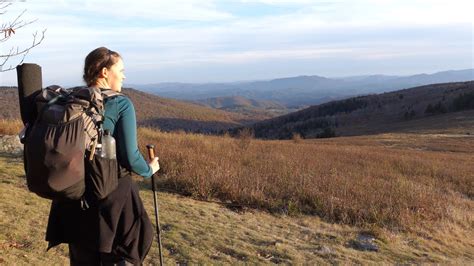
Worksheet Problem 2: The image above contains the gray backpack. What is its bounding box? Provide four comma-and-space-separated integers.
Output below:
24, 86, 121, 201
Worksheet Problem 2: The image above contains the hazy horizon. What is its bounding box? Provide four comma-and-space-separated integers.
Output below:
125, 68, 473, 86
1, 68, 472, 88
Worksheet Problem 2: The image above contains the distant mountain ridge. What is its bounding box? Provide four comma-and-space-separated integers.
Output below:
132, 69, 473, 107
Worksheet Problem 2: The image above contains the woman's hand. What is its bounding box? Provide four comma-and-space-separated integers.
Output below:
148, 157, 160, 174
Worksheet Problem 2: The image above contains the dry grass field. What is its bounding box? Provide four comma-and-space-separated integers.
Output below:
139, 128, 473, 230
3, 151, 471, 265
0, 119, 473, 264
136, 127, 472, 262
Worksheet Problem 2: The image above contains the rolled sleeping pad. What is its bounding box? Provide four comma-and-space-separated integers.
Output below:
16, 63, 42, 125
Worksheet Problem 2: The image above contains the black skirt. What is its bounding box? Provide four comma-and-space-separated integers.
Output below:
46, 172, 153, 265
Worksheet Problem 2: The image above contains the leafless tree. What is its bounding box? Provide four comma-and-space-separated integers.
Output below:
0, 0, 46, 72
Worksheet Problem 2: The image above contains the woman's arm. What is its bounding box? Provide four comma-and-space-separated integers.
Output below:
115, 96, 153, 178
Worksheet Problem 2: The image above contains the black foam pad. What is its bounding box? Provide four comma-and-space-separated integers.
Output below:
16, 63, 42, 125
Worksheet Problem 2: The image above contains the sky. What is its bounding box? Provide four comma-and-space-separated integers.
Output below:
0, 0, 473, 86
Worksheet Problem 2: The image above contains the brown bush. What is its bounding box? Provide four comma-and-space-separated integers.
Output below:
292, 133, 303, 143
138, 128, 474, 231
236, 127, 254, 150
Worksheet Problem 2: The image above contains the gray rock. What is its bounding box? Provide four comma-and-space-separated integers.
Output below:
349, 234, 379, 252
315, 245, 333, 255
0, 135, 23, 156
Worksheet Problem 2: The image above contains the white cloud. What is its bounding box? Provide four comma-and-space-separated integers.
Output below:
241, 0, 474, 25
1, 0, 472, 85
240, 0, 322, 5
4, 0, 234, 22
84, 0, 234, 21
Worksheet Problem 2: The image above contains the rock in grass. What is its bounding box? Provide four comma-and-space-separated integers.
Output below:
0, 135, 23, 156
317, 245, 333, 255
349, 234, 379, 252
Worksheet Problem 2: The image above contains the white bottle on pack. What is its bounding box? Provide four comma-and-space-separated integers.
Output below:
100, 129, 116, 159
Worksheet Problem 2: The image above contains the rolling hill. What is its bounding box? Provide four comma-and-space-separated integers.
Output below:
241, 81, 474, 139
194, 95, 284, 110
192, 95, 291, 120
0, 87, 258, 132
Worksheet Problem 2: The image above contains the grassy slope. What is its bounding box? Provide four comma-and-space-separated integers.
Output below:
122, 88, 248, 124
1, 146, 473, 264
339, 109, 474, 136
0, 87, 250, 133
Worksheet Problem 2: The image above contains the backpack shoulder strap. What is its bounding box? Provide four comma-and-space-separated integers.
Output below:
101, 89, 123, 99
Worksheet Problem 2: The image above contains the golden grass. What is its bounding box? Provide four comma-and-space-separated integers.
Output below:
0, 119, 472, 263
123, 88, 247, 124
138, 128, 474, 235
1, 154, 473, 264
0, 155, 69, 265
0, 119, 23, 135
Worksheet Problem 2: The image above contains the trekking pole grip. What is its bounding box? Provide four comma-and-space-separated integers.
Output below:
146, 144, 157, 192
146, 144, 155, 160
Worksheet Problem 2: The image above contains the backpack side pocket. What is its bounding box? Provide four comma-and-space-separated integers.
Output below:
84, 153, 119, 200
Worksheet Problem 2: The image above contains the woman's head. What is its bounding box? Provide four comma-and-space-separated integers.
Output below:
83, 47, 125, 92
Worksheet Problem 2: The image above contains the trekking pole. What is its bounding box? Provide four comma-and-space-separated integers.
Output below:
146, 144, 164, 266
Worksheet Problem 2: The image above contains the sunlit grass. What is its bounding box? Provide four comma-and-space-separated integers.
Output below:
0, 119, 23, 135
1, 122, 473, 263
138, 128, 474, 233
1, 153, 473, 264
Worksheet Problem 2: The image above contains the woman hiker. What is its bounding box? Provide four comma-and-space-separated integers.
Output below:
45, 47, 160, 265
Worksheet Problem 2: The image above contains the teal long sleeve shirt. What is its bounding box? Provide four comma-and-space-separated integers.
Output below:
102, 95, 153, 178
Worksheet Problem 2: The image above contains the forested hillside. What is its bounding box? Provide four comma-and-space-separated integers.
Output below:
244, 81, 474, 139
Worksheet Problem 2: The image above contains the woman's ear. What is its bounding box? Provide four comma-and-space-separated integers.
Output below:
100, 67, 108, 78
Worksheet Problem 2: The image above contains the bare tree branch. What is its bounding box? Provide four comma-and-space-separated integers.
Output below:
0, 0, 46, 72
0, 2, 12, 15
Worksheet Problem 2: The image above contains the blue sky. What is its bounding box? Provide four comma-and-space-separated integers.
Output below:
0, 0, 472, 86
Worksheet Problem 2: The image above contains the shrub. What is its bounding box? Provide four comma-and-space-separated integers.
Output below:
291, 133, 303, 143
236, 127, 254, 150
